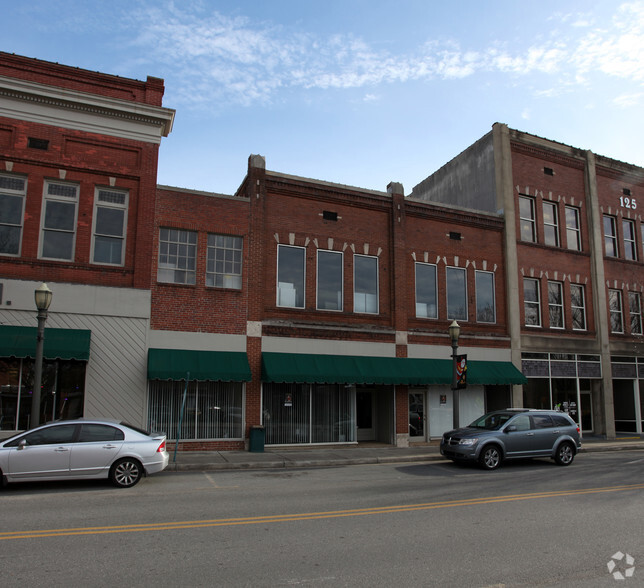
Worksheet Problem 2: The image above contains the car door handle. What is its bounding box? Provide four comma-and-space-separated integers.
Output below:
102, 444, 118, 449
54, 447, 70, 452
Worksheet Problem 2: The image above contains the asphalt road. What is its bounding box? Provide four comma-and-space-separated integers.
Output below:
1, 451, 643, 587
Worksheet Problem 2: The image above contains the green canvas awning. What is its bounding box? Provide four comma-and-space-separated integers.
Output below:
147, 348, 252, 382
261, 352, 527, 386
0, 325, 91, 361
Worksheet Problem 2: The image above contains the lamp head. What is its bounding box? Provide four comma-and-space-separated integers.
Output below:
448, 320, 460, 345
34, 283, 53, 311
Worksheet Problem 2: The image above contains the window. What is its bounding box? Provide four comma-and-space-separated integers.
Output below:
548, 281, 564, 329
157, 228, 197, 284
0, 174, 26, 256
40, 181, 79, 261
277, 245, 305, 308
519, 196, 536, 242
415, 263, 437, 318
317, 250, 343, 311
207, 234, 243, 289
475, 271, 495, 323
354, 255, 378, 314
524, 278, 541, 327
92, 188, 128, 265
446, 267, 467, 320
629, 292, 642, 335
565, 207, 581, 251
542, 201, 559, 247
78, 424, 124, 442
609, 289, 624, 333
571, 284, 586, 331
603, 216, 618, 257
623, 219, 637, 260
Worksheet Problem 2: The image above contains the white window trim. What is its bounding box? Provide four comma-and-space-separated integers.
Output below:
623, 219, 637, 261
519, 195, 536, 243
565, 206, 581, 251
353, 254, 379, 315
475, 270, 496, 324
39, 180, 79, 261
543, 201, 559, 247
604, 215, 618, 257
609, 289, 624, 334
316, 249, 344, 312
571, 284, 587, 331
548, 281, 565, 329
415, 262, 438, 319
446, 266, 468, 322
629, 292, 642, 336
90, 187, 128, 267
0, 173, 27, 257
524, 278, 541, 327
276, 244, 306, 309
206, 234, 243, 289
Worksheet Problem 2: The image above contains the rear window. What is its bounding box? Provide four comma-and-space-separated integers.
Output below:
120, 422, 150, 436
78, 424, 125, 442
552, 414, 574, 427
532, 415, 554, 429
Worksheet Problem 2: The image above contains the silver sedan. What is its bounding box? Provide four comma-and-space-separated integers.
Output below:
0, 419, 169, 488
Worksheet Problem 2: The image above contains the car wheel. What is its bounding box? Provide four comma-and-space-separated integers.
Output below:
554, 442, 575, 466
479, 444, 502, 470
110, 458, 143, 488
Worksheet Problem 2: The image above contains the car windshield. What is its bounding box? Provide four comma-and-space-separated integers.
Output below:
468, 412, 515, 430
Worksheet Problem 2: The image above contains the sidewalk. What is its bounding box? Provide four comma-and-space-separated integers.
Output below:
166, 437, 644, 472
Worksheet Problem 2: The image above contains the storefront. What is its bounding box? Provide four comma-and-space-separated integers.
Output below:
611, 356, 644, 435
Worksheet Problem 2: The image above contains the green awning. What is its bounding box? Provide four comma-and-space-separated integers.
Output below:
261, 352, 527, 386
0, 325, 91, 361
147, 348, 252, 382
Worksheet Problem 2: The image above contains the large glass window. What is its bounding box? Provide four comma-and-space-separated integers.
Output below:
157, 228, 197, 284
519, 196, 536, 242
543, 201, 559, 247
571, 284, 586, 331
623, 219, 637, 260
475, 270, 495, 323
354, 255, 378, 314
446, 267, 467, 320
415, 263, 437, 319
148, 380, 243, 440
207, 234, 243, 289
92, 188, 128, 265
548, 281, 564, 329
317, 250, 343, 311
604, 215, 618, 257
629, 292, 642, 335
524, 278, 541, 327
277, 245, 305, 308
0, 174, 26, 256
609, 289, 624, 333
40, 181, 79, 261
565, 206, 581, 251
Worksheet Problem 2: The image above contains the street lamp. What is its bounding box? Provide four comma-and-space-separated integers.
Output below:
31, 282, 53, 427
449, 320, 461, 429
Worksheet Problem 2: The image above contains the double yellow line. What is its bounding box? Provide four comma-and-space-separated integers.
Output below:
3, 482, 644, 541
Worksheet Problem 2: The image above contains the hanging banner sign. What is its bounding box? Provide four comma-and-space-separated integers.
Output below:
455, 354, 467, 389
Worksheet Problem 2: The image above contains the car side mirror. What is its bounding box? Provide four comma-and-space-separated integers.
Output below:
17, 439, 27, 450
504, 425, 517, 433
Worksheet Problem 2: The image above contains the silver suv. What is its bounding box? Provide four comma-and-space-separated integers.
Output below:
440, 409, 581, 470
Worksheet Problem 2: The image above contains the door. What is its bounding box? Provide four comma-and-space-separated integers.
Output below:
356, 389, 375, 441
69, 423, 125, 476
502, 414, 533, 457
409, 391, 425, 440
580, 391, 593, 434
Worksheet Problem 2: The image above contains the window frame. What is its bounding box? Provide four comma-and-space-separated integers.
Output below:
629, 291, 642, 335
475, 270, 496, 323
353, 254, 379, 314
415, 262, 438, 319
91, 187, 128, 266
609, 289, 624, 334
0, 173, 27, 257
157, 227, 198, 285
571, 284, 587, 331
547, 281, 565, 329
446, 266, 468, 321
565, 206, 581, 251
39, 180, 80, 261
206, 234, 243, 289
542, 201, 560, 247
524, 278, 541, 327
603, 215, 618, 257
276, 244, 306, 309
316, 249, 343, 312
622, 219, 637, 261
519, 195, 536, 243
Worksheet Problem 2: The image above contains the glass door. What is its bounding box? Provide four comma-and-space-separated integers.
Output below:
409, 390, 425, 441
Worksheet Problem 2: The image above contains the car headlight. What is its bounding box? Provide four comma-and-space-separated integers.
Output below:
458, 438, 478, 446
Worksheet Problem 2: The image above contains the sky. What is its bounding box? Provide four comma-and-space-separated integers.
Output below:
3, 1, 644, 196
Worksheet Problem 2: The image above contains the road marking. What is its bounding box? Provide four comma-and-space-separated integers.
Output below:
2, 482, 644, 541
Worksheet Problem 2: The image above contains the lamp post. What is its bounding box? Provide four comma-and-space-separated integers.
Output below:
31, 282, 53, 427
449, 320, 461, 429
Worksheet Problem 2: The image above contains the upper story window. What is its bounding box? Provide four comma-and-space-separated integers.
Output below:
157, 228, 197, 285
571, 284, 586, 331
542, 201, 559, 247
565, 206, 581, 251
629, 292, 642, 335
354, 255, 378, 314
446, 267, 467, 321
40, 181, 79, 261
519, 196, 536, 243
548, 281, 564, 329
0, 174, 26, 256
415, 263, 437, 319
317, 250, 343, 311
475, 270, 495, 323
92, 188, 128, 266
207, 234, 243, 289
622, 219, 637, 261
603, 215, 618, 257
609, 289, 624, 333
524, 278, 541, 327
277, 244, 305, 308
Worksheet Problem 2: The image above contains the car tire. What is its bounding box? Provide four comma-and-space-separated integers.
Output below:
110, 458, 143, 488
479, 444, 502, 470
554, 441, 575, 466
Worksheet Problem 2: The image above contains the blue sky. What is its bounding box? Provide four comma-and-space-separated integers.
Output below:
3, 1, 644, 195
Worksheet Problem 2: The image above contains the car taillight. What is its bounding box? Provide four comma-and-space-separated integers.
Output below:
157, 440, 166, 453
577, 427, 580, 433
